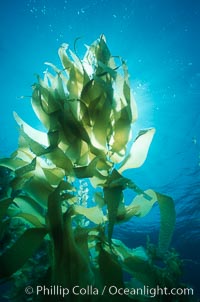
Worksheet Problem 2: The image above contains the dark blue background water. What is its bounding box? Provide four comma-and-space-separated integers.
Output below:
0, 0, 199, 299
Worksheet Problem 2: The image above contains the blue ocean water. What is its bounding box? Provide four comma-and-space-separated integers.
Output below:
0, 0, 199, 299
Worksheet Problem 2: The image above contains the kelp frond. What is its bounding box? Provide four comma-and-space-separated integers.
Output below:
0, 36, 190, 302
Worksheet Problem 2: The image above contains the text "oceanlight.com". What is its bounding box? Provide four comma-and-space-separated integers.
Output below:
24, 284, 194, 298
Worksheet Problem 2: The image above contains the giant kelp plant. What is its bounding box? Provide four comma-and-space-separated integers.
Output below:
0, 36, 194, 301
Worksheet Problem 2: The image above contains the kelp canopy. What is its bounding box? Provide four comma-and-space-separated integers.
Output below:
0, 36, 193, 302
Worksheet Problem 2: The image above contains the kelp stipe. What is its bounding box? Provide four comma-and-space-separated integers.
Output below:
0, 35, 195, 301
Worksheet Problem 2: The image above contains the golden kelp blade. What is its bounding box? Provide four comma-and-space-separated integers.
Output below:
156, 192, 176, 254
14, 213, 44, 228
12, 195, 45, 224
23, 176, 53, 207
111, 106, 132, 153
14, 112, 49, 147
118, 128, 156, 173
124, 190, 175, 253
58, 43, 86, 98
102, 169, 129, 243
0, 228, 47, 278
0, 157, 29, 171
74, 205, 105, 224
126, 189, 157, 217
